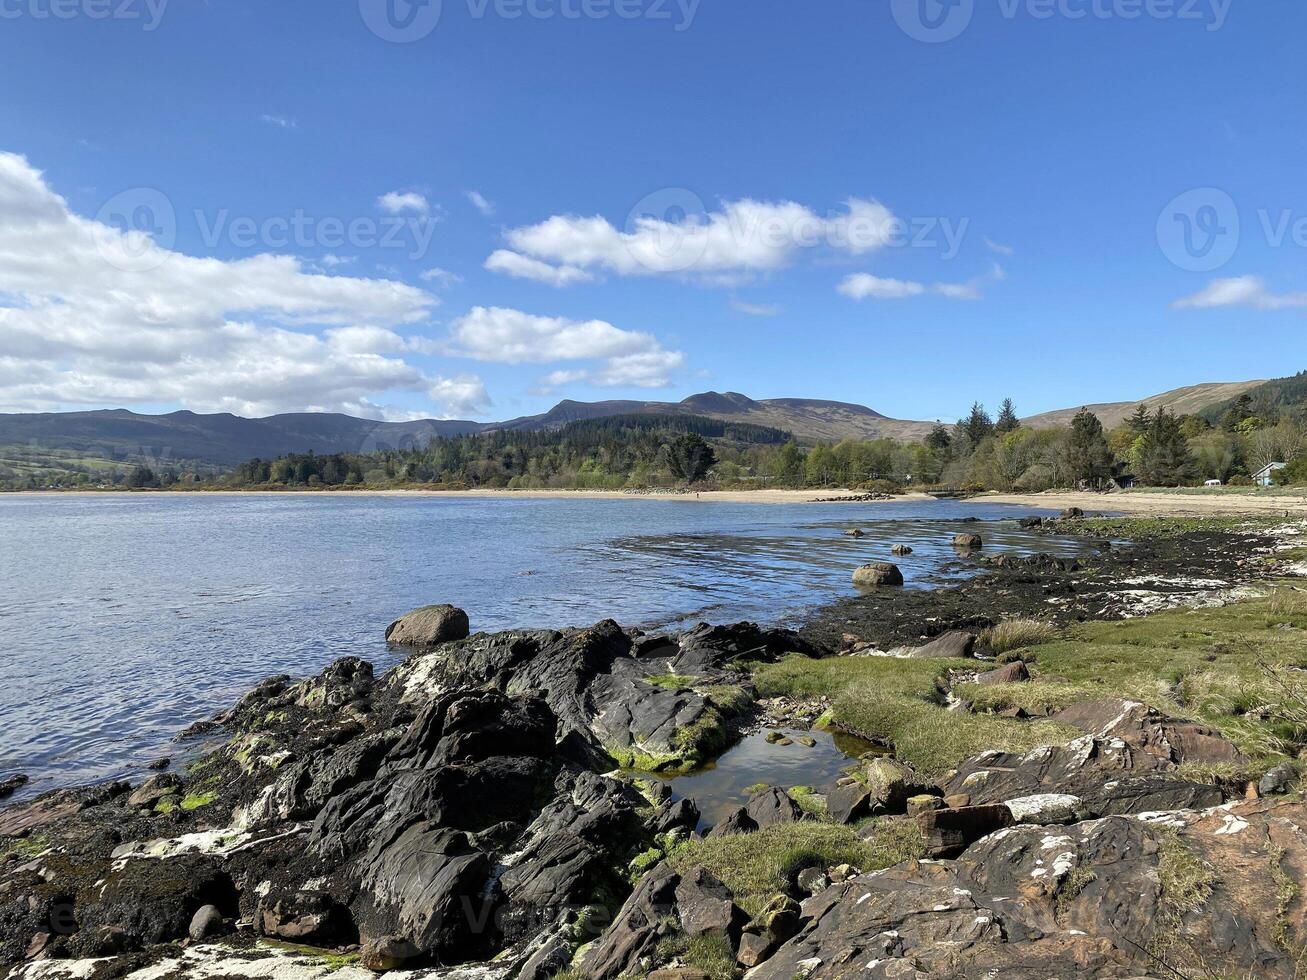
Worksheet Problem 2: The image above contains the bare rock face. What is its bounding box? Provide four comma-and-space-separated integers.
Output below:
1052, 697, 1245, 767
852, 563, 904, 587
580, 864, 681, 980
749, 800, 1307, 979
917, 804, 1014, 859
708, 787, 803, 838
975, 660, 1030, 685
675, 866, 746, 943
909, 630, 976, 660
385, 604, 470, 648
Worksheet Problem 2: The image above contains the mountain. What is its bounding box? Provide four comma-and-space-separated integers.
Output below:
1199, 372, 1307, 423
1021, 380, 1268, 430
0, 393, 936, 470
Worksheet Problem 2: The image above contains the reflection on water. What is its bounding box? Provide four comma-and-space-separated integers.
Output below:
649, 728, 880, 831
0, 495, 1088, 799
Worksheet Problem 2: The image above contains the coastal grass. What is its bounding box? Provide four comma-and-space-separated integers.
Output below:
669, 819, 923, 917
755, 655, 1079, 776
980, 618, 1058, 655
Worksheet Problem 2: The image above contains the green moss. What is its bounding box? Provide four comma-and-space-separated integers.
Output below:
179, 790, 218, 811
1056, 866, 1098, 918
646, 674, 699, 691
787, 785, 827, 818
0, 832, 52, 860
669, 819, 923, 917
699, 684, 754, 716
153, 797, 178, 815
1047, 515, 1276, 540
628, 846, 665, 881
261, 940, 360, 969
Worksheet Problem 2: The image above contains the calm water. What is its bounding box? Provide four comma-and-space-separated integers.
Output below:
0, 494, 1085, 800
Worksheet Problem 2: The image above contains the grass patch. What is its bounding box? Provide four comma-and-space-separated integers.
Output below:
669, 819, 923, 916
686, 932, 737, 980
952, 680, 1098, 716
1152, 829, 1217, 962
788, 785, 827, 818
980, 618, 1057, 654
756, 655, 1078, 776
646, 674, 699, 691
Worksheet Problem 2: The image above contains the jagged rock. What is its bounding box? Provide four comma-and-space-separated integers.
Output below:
655, 797, 700, 833
852, 563, 903, 587
675, 866, 746, 942
188, 904, 225, 941
581, 864, 680, 980
257, 889, 352, 944
917, 804, 1013, 859
708, 787, 802, 837
1053, 698, 1245, 766
1260, 761, 1298, 796
385, 604, 470, 647
126, 772, 182, 808
953, 533, 984, 550
891, 544, 913, 556
752, 800, 1307, 979
360, 935, 421, 971
975, 660, 1030, 685
909, 630, 976, 660
631, 634, 678, 658
906, 794, 943, 817
0, 774, 28, 800
737, 894, 801, 968
1004, 793, 1085, 825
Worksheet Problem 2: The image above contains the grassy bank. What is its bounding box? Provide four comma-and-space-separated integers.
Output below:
758, 585, 1307, 781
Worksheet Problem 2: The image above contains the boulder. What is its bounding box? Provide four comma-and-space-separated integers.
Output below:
360, 935, 421, 972
844, 528, 865, 537
1053, 698, 1245, 767
581, 864, 681, 980
891, 544, 914, 556
1018, 516, 1043, 528
1003, 793, 1085, 825
908, 631, 976, 660
852, 563, 903, 587
126, 772, 182, 808
796, 866, 830, 895
384, 604, 470, 647
738, 894, 802, 968
829, 758, 926, 823
975, 660, 1030, 685
257, 889, 352, 944
708, 788, 802, 837
188, 904, 225, 941
0, 773, 29, 800
654, 797, 700, 833
953, 533, 984, 550
1260, 761, 1298, 796
916, 804, 1014, 859
675, 866, 746, 942
1061, 507, 1085, 519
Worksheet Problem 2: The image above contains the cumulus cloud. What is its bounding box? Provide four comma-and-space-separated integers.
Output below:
0, 151, 483, 420
488, 197, 899, 286
377, 190, 430, 215
484, 249, 594, 287
466, 190, 494, 216
448, 306, 683, 388
838, 264, 1000, 302
420, 266, 462, 288
428, 374, 491, 416
1172, 275, 1307, 311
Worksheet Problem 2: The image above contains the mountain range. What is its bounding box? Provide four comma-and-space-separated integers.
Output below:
0, 380, 1272, 470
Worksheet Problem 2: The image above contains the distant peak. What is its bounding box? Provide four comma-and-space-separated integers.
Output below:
679, 391, 759, 414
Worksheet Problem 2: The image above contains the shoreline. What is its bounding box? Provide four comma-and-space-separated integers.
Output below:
981, 489, 1307, 516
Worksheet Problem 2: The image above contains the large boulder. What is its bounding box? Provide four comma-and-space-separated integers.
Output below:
909, 631, 976, 660
1052, 698, 1245, 767
852, 563, 904, 587
675, 866, 746, 943
581, 864, 681, 980
953, 533, 984, 550
384, 604, 470, 648
708, 787, 802, 837
917, 804, 1013, 859
975, 660, 1030, 685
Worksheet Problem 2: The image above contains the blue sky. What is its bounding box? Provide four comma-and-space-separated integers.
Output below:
0, 0, 1302, 424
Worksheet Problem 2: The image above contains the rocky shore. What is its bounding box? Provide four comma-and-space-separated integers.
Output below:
4, 517, 1307, 979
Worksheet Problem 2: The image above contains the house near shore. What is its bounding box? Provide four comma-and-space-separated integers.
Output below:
1254, 462, 1287, 486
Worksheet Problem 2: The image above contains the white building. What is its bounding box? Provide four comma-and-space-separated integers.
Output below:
1253, 462, 1287, 486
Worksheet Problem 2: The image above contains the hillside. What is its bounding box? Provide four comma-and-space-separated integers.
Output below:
1200, 372, 1307, 423
1022, 380, 1267, 430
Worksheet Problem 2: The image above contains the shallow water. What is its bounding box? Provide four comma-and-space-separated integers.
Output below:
650, 728, 879, 831
0, 494, 1088, 799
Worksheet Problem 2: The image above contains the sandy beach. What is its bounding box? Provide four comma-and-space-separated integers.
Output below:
981, 489, 1307, 517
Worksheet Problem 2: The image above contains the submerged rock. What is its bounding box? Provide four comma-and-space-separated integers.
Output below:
852, 563, 904, 587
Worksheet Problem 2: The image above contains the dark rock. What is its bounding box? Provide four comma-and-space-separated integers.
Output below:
844, 528, 865, 537
708, 788, 802, 837
360, 935, 421, 971
909, 631, 976, 659
796, 866, 829, 895
891, 544, 914, 556
737, 894, 801, 968
655, 797, 700, 833
1061, 507, 1085, 519
675, 866, 746, 943
257, 889, 353, 945
1260, 761, 1298, 796
146, 757, 171, 771
384, 603, 470, 647
1018, 516, 1043, 528
852, 562, 904, 587
917, 804, 1013, 859
631, 634, 678, 658
0, 774, 29, 800
975, 660, 1030, 685
77, 855, 239, 952
125, 772, 182, 808
188, 904, 225, 941
581, 864, 681, 980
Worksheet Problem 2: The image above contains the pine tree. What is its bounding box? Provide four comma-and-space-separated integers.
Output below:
1126, 404, 1152, 436
961, 402, 994, 447
995, 398, 1020, 435
1067, 409, 1113, 487
1137, 408, 1196, 486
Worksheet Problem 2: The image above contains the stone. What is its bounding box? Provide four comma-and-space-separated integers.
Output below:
188, 904, 225, 941
1061, 507, 1085, 519
765, 731, 787, 743
654, 797, 700, 833
649, 971, 710, 980
360, 935, 421, 971
891, 544, 914, 556
384, 604, 470, 647
257, 890, 350, 944
146, 757, 171, 770
943, 793, 970, 808
1259, 761, 1298, 796
844, 528, 865, 537
975, 660, 1030, 685
908, 631, 976, 660
126, 772, 182, 808
581, 864, 681, 980
709, 787, 803, 837
906, 794, 943, 817
0, 773, 29, 800
953, 533, 984, 550
738, 895, 801, 968
1053, 697, 1245, 766
796, 866, 829, 895
675, 866, 746, 942
1003, 793, 1085, 825
1018, 516, 1043, 528
917, 804, 1014, 859
852, 563, 903, 587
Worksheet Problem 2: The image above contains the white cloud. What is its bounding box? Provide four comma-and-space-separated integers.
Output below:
493, 197, 899, 285
420, 266, 462, 288
261, 114, 298, 129
377, 191, 430, 216
730, 299, 781, 316
319, 254, 356, 268
428, 375, 491, 416
484, 249, 594, 287
1172, 275, 1307, 310
0, 151, 486, 419
448, 306, 683, 388
984, 237, 1014, 256
838, 275, 925, 300
466, 190, 495, 216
